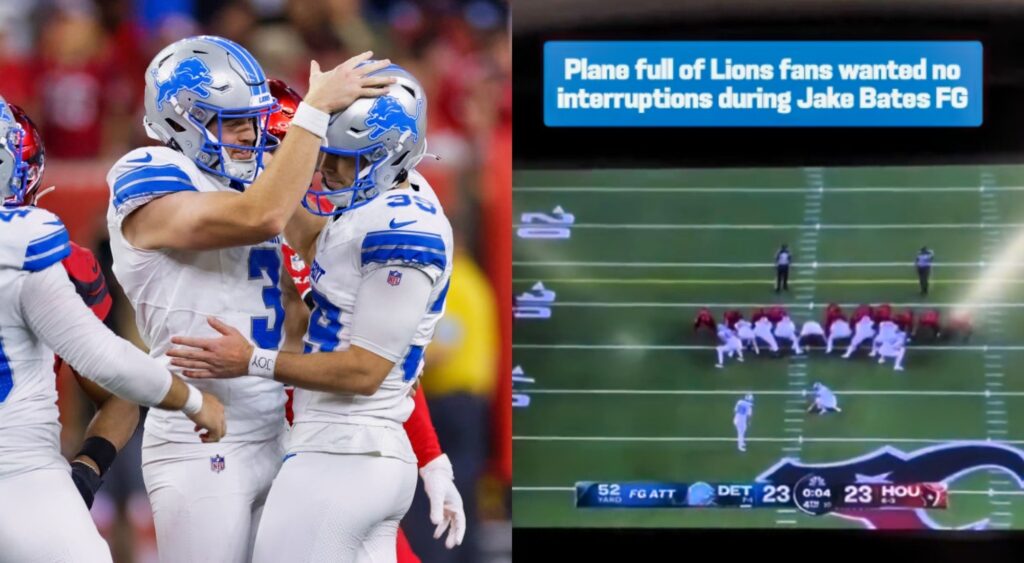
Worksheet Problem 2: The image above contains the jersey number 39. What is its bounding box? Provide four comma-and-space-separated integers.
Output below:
249, 248, 285, 350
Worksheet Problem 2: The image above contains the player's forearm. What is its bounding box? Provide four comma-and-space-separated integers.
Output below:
280, 269, 310, 354
238, 125, 323, 235
273, 346, 393, 395
23, 267, 175, 407
283, 210, 326, 267
81, 394, 140, 452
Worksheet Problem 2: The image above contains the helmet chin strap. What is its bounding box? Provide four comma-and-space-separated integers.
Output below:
31, 185, 57, 205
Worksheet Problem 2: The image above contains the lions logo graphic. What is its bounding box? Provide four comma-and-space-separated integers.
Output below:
155, 57, 214, 110
364, 96, 422, 148
757, 442, 1024, 530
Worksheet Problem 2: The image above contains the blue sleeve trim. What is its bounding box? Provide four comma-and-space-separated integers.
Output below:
361, 230, 447, 270
23, 226, 71, 271
401, 345, 425, 382
112, 164, 196, 209
361, 248, 447, 271
429, 279, 450, 313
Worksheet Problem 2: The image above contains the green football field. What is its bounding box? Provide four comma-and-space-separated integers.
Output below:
512, 165, 1024, 529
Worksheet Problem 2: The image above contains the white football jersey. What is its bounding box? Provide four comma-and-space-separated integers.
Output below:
106, 147, 286, 443
288, 171, 453, 463
0, 206, 72, 478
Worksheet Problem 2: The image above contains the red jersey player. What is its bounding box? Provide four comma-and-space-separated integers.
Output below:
723, 309, 743, 330
268, 79, 464, 560
8, 103, 140, 510
767, 305, 788, 324
693, 307, 716, 335
947, 311, 974, 342
751, 307, 767, 323
851, 304, 874, 325
894, 309, 915, 334
873, 303, 893, 323
917, 309, 942, 339
823, 303, 845, 334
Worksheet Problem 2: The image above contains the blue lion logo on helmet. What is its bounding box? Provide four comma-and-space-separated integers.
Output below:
364, 96, 421, 145
155, 57, 214, 110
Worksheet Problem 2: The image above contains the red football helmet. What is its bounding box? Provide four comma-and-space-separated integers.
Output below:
267, 79, 303, 141
8, 104, 46, 205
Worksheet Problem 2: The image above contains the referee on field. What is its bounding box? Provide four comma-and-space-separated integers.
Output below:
775, 244, 791, 293
916, 246, 935, 295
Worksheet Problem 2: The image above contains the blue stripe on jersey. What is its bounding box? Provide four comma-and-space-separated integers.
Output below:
0, 336, 13, 403
204, 36, 264, 95
429, 279, 450, 313
362, 231, 446, 252
361, 248, 447, 271
113, 164, 196, 208
401, 345, 424, 382
361, 231, 447, 270
23, 227, 70, 271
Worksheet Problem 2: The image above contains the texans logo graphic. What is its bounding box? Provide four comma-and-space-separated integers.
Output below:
155, 57, 214, 110
756, 442, 1024, 530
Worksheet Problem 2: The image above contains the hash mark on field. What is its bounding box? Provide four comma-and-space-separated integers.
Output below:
776, 520, 798, 525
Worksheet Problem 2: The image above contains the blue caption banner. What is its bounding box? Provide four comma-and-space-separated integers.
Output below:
544, 41, 982, 127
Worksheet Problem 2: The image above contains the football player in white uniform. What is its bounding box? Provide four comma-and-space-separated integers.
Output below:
876, 330, 907, 371
715, 323, 744, 368
807, 382, 841, 414
105, 35, 395, 562
0, 96, 225, 563
825, 317, 852, 354
869, 320, 898, 357
842, 316, 876, 359
798, 320, 826, 352
753, 316, 780, 353
735, 319, 759, 354
733, 394, 753, 452
166, 64, 460, 561
773, 314, 801, 354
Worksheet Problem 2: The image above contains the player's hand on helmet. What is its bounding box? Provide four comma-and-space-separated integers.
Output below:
304, 52, 396, 114
421, 454, 466, 549
168, 317, 254, 379
187, 391, 226, 443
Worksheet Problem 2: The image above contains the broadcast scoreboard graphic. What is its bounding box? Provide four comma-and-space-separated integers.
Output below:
512, 165, 1024, 530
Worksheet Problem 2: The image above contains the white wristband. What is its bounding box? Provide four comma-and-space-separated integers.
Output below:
182, 383, 203, 416
249, 347, 279, 379
291, 102, 330, 139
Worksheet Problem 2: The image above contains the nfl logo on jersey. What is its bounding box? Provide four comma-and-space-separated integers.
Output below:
210, 454, 226, 473
387, 270, 403, 286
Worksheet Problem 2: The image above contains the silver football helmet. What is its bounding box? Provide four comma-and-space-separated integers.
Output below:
143, 35, 278, 185
306, 63, 428, 215
0, 96, 27, 205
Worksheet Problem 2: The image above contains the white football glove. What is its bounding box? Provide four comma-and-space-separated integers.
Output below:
420, 454, 466, 549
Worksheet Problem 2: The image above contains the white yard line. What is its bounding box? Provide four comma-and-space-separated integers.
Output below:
513, 436, 1024, 444
515, 222, 1024, 230
522, 389, 1024, 397
542, 301, 1024, 309
515, 343, 1024, 351
514, 186, 1024, 193
514, 260, 1015, 268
